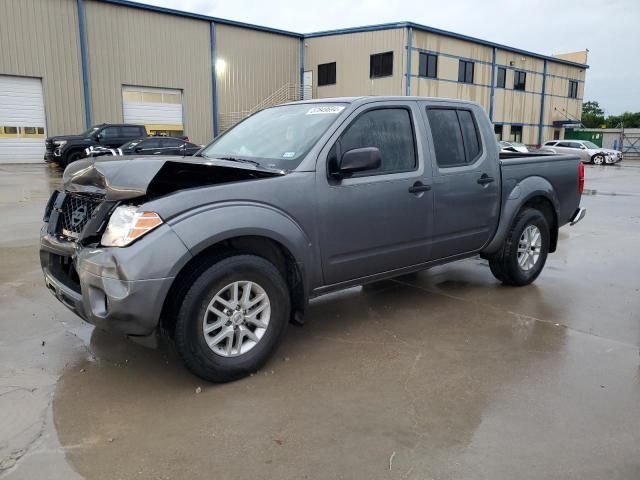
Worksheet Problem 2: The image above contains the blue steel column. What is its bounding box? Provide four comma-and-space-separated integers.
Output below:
537, 59, 548, 146
76, 0, 91, 128
489, 47, 496, 121
299, 37, 304, 100
210, 22, 219, 137
405, 27, 413, 96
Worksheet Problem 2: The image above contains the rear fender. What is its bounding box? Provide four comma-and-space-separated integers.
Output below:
482, 176, 560, 255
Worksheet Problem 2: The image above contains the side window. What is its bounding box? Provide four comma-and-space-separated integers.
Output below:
143, 138, 162, 149
569, 142, 583, 149
556, 142, 571, 148
514, 70, 526, 91
162, 138, 183, 147
318, 62, 336, 86
121, 126, 143, 137
418, 53, 437, 78
427, 108, 483, 168
426, 109, 465, 167
336, 108, 416, 176
100, 127, 119, 139
458, 60, 474, 84
458, 110, 481, 162
370, 52, 393, 79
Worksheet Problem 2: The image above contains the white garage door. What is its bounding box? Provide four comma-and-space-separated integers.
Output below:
0, 75, 46, 163
122, 86, 183, 136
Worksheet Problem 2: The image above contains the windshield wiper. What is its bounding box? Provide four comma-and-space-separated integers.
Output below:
207, 156, 261, 167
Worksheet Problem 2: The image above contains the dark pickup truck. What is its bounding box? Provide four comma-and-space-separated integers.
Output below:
40, 97, 586, 382
45, 123, 147, 167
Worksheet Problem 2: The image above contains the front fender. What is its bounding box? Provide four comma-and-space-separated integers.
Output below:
482, 176, 560, 255
168, 202, 316, 289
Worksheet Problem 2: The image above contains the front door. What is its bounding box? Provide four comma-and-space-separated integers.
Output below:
422, 103, 500, 259
316, 102, 433, 285
303, 71, 313, 100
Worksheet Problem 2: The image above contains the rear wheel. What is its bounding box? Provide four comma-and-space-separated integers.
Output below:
174, 255, 290, 382
488, 208, 550, 286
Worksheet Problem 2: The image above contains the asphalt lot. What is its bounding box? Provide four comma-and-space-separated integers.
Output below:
1, 161, 639, 479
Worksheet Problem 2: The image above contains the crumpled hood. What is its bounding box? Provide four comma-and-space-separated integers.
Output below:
62, 156, 286, 201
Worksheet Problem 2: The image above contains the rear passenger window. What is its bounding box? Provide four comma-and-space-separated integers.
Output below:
121, 126, 143, 137
427, 108, 483, 168
458, 110, 481, 162
426, 109, 465, 167
336, 108, 416, 175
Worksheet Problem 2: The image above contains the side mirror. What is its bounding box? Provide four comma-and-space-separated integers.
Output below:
334, 147, 382, 177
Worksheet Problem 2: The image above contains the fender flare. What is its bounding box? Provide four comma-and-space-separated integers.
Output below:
167, 202, 316, 290
482, 176, 560, 255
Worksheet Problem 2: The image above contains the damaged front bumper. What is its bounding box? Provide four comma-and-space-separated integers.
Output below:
40, 223, 191, 338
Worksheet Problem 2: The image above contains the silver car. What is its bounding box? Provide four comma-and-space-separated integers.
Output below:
542, 140, 620, 165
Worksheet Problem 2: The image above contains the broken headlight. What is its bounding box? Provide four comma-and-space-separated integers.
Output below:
101, 205, 163, 247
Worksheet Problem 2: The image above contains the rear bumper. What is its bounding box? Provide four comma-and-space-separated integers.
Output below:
570, 207, 586, 226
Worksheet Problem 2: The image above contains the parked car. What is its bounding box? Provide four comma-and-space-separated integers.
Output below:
542, 140, 620, 165
499, 141, 529, 153
45, 123, 147, 167
85, 137, 202, 158
41, 97, 586, 382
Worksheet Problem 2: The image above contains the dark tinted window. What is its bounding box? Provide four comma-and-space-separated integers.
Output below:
162, 137, 184, 147
122, 126, 144, 137
426, 109, 466, 167
458, 110, 481, 161
514, 70, 526, 91
100, 127, 119, 138
569, 142, 583, 149
418, 53, 437, 78
338, 108, 416, 175
458, 60, 474, 84
142, 138, 162, 148
494, 124, 503, 141
318, 62, 336, 86
510, 125, 523, 143
556, 141, 572, 148
497, 67, 506, 88
568, 80, 578, 98
370, 52, 393, 78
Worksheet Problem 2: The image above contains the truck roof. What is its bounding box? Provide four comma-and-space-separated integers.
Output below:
284, 96, 480, 107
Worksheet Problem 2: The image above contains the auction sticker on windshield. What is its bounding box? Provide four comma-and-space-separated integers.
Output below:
306, 106, 345, 115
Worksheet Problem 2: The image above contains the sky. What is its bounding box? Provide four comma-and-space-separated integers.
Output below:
144, 0, 639, 115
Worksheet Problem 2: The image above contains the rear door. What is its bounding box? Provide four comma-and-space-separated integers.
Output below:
98, 126, 124, 148
422, 102, 500, 259
316, 101, 434, 285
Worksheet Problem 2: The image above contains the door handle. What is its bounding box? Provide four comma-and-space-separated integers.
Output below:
477, 174, 495, 185
408, 181, 432, 194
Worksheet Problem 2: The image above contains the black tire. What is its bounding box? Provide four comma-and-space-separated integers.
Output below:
488, 208, 550, 286
592, 154, 605, 166
62, 150, 85, 167
174, 255, 290, 382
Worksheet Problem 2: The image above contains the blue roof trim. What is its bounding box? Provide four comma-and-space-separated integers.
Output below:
97, 0, 303, 37
306, 22, 589, 70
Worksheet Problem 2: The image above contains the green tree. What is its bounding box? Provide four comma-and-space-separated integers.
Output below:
581, 101, 605, 128
605, 112, 640, 128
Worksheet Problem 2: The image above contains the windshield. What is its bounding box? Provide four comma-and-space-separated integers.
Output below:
583, 141, 599, 149
82, 126, 101, 137
201, 103, 347, 169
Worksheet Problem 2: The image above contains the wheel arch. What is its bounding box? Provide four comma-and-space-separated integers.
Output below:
482, 176, 560, 256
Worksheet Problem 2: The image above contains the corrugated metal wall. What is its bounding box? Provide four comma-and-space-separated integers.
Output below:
303, 29, 406, 99
215, 24, 301, 131
0, 0, 85, 136
83, 0, 213, 144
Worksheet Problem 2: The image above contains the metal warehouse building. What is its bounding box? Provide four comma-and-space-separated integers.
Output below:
0, 0, 588, 163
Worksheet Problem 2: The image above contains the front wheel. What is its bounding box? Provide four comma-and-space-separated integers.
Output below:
488, 208, 550, 286
174, 255, 290, 382
592, 154, 605, 165
62, 150, 85, 168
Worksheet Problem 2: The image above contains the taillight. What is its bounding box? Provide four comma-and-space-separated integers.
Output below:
578, 162, 585, 194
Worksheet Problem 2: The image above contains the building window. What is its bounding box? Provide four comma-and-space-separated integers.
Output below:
318, 62, 336, 86
568, 80, 578, 98
418, 52, 437, 78
458, 60, 474, 84
496, 67, 506, 88
494, 124, 503, 140
510, 125, 523, 143
370, 52, 393, 79
514, 70, 526, 91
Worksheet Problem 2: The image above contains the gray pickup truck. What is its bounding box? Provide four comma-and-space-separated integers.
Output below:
40, 97, 586, 382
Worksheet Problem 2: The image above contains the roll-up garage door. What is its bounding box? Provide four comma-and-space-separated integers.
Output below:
122, 86, 183, 137
0, 75, 46, 163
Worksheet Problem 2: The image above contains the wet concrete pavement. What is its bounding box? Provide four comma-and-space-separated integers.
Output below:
1, 162, 639, 479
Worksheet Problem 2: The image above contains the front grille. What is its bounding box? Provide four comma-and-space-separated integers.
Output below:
57, 193, 103, 238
